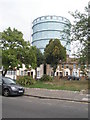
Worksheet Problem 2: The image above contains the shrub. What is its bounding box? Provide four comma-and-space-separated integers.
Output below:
16, 76, 36, 86
40, 74, 53, 81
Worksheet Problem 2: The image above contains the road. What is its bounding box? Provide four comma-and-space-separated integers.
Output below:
2, 96, 88, 118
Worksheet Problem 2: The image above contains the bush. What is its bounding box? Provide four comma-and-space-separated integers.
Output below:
40, 74, 53, 81
16, 76, 36, 86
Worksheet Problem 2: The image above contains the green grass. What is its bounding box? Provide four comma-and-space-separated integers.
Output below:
24, 79, 89, 91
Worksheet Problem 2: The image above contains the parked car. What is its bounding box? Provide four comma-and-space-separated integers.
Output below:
75, 76, 80, 80
68, 75, 72, 80
68, 75, 80, 81
0, 76, 25, 97
86, 75, 90, 80
72, 76, 80, 80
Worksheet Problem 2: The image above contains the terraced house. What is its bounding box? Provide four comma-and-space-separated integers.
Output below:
55, 55, 87, 78
36, 55, 88, 79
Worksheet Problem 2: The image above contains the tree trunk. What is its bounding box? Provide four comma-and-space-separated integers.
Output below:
2, 69, 7, 76
35, 68, 37, 80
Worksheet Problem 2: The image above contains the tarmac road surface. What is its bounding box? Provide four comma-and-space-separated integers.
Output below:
2, 96, 88, 118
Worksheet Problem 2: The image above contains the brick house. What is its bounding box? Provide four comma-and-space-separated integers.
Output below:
55, 55, 87, 78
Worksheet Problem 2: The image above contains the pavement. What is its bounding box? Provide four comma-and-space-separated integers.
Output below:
24, 88, 90, 103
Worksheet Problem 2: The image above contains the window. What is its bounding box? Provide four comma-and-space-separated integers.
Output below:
3, 77, 16, 84
76, 72, 77, 76
57, 72, 58, 76
50, 16, 53, 19
24, 71, 27, 75
66, 64, 68, 68
7, 71, 10, 75
13, 71, 15, 75
37, 71, 40, 77
31, 72, 33, 77
78, 64, 80, 69
45, 16, 47, 19
21, 71, 23, 76
60, 72, 62, 77
66, 72, 68, 76
7, 71, 16, 75
73, 64, 76, 69
12, 71, 16, 75
62, 64, 64, 68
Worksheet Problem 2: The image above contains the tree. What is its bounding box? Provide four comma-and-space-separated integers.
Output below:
21, 46, 37, 69
1, 27, 37, 76
44, 39, 66, 73
69, 9, 89, 65
36, 48, 45, 67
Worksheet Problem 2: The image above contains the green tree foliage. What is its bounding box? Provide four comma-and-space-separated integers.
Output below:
44, 39, 66, 72
1, 27, 37, 76
22, 46, 37, 69
36, 48, 45, 67
0, 32, 2, 68
69, 9, 89, 64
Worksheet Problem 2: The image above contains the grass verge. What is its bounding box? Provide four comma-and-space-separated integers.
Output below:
24, 79, 89, 91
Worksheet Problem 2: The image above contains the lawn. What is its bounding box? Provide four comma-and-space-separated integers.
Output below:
25, 79, 89, 91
